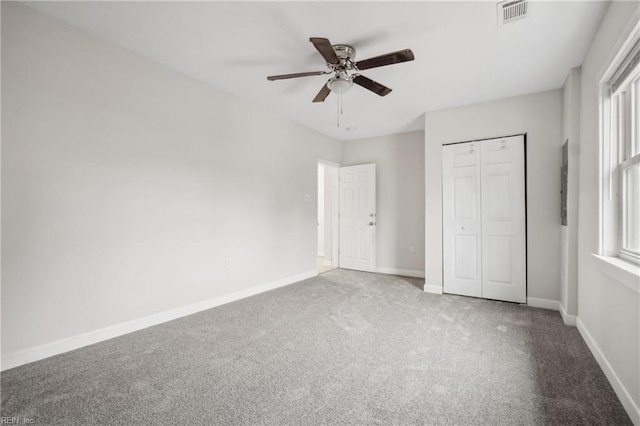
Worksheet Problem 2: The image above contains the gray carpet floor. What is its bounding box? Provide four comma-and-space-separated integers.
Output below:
1, 269, 632, 425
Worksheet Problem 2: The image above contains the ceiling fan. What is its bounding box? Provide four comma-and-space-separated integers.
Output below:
267, 37, 415, 103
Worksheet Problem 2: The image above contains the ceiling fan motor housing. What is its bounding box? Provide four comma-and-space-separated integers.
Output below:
333, 44, 356, 59
333, 44, 356, 67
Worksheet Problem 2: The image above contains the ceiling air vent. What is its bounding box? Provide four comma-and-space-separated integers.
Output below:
497, 0, 528, 26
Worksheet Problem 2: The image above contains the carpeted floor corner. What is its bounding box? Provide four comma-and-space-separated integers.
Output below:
1, 269, 632, 425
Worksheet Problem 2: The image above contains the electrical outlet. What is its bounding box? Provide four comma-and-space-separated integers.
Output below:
224, 258, 231, 269
409, 246, 415, 254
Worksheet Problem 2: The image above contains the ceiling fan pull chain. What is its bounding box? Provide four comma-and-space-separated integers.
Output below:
337, 92, 341, 128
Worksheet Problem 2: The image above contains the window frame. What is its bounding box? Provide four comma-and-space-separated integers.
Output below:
600, 30, 640, 266
616, 70, 640, 264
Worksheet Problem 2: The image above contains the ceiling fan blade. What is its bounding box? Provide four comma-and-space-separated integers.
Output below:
310, 37, 340, 65
267, 71, 329, 81
355, 49, 415, 71
353, 75, 392, 97
312, 83, 331, 103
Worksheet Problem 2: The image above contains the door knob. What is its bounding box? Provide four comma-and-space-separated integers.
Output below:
368, 222, 375, 226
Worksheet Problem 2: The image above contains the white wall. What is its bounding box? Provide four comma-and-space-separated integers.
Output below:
560, 68, 581, 320
424, 90, 563, 301
1, 3, 341, 359
342, 131, 425, 276
575, 1, 640, 421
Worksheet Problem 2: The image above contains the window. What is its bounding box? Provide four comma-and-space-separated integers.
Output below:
603, 36, 640, 265
617, 77, 640, 262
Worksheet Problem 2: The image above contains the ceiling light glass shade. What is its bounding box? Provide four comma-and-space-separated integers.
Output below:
328, 76, 353, 94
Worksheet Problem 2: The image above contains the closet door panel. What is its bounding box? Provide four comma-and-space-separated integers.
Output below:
443, 143, 482, 298
480, 136, 526, 303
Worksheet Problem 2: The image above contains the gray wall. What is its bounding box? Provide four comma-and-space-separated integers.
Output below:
576, 0, 640, 416
424, 90, 563, 300
342, 131, 426, 275
1, 3, 342, 357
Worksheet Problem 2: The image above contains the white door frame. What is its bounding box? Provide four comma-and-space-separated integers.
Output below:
318, 159, 341, 268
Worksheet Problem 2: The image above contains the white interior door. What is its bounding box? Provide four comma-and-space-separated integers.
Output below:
339, 163, 376, 272
443, 143, 482, 297
480, 136, 526, 303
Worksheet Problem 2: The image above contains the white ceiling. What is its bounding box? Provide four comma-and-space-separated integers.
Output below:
25, 1, 607, 141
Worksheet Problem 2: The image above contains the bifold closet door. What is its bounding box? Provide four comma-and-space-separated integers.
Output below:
442, 136, 526, 303
442, 142, 482, 298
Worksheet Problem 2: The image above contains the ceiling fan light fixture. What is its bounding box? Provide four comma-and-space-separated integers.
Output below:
327, 75, 353, 94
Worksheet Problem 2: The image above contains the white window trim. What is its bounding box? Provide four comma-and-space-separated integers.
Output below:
597, 20, 640, 277
592, 254, 640, 294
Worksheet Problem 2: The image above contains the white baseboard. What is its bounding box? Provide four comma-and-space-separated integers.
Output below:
559, 303, 577, 326
526, 297, 560, 311
424, 283, 443, 294
1, 270, 317, 372
423, 283, 444, 294
576, 317, 640, 425
526, 299, 579, 327
376, 267, 425, 279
